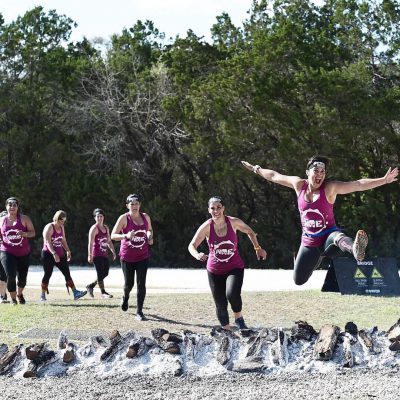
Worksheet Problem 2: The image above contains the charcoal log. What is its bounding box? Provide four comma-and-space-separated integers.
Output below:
389, 340, 400, 352
216, 336, 231, 365
161, 332, 183, 344
0, 344, 22, 374
358, 330, 374, 352
270, 329, 289, 366
90, 335, 107, 349
100, 330, 122, 361
314, 324, 340, 361
63, 343, 76, 364
345, 322, 358, 336
291, 321, 317, 341
231, 356, 267, 373
342, 334, 354, 368
26, 343, 45, 360
387, 319, 400, 342
57, 332, 68, 350
23, 349, 56, 378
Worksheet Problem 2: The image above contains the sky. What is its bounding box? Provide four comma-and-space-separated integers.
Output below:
1, 0, 254, 42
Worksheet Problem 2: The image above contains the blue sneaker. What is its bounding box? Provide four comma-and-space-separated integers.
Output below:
73, 290, 87, 300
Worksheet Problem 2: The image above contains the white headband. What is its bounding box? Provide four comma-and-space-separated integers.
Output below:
308, 161, 325, 170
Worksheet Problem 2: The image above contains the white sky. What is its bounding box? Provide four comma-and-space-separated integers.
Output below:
1, 0, 254, 42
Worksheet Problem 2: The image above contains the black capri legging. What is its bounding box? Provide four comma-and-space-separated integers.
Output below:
93, 256, 110, 282
121, 258, 149, 313
41, 250, 72, 286
294, 231, 344, 286
0, 259, 6, 282
0, 251, 30, 292
207, 268, 244, 327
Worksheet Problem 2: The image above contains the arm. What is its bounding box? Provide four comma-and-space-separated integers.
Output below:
144, 213, 154, 246
87, 226, 97, 264
111, 215, 128, 241
188, 221, 210, 262
43, 224, 60, 263
327, 167, 398, 197
241, 161, 303, 192
20, 215, 35, 239
106, 226, 116, 261
230, 217, 267, 261
61, 227, 72, 262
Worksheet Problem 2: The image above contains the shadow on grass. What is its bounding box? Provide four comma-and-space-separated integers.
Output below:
49, 302, 121, 309
145, 313, 213, 330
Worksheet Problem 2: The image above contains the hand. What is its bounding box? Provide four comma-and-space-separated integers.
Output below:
125, 231, 134, 240
88, 255, 93, 264
53, 253, 60, 263
197, 252, 208, 262
66, 251, 71, 262
384, 167, 398, 184
241, 161, 254, 172
256, 248, 267, 261
148, 238, 154, 246
17, 230, 26, 238
112, 252, 116, 261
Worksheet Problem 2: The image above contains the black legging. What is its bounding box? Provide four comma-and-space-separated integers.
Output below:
207, 268, 244, 326
294, 231, 354, 285
93, 256, 110, 282
0, 251, 30, 292
0, 259, 6, 282
121, 258, 149, 313
41, 250, 73, 290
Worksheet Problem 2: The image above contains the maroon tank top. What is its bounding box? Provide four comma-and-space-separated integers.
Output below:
0, 215, 30, 257
43, 223, 65, 257
92, 224, 109, 257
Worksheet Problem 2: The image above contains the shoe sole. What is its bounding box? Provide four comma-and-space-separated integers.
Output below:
353, 230, 368, 261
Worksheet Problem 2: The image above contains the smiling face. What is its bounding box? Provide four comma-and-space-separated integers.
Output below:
94, 213, 105, 225
126, 200, 140, 214
306, 165, 326, 189
6, 200, 18, 216
208, 201, 225, 220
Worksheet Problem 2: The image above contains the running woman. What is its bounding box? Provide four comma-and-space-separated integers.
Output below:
241, 156, 398, 285
86, 208, 116, 298
0, 197, 35, 305
188, 196, 267, 330
111, 194, 153, 321
0, 211, 9, 303
40, 210, 87, 301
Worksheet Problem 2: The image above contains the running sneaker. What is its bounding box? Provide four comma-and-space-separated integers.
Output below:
353, 230, 368, 262
121, 296, 129, 311
73, 290, 87, 300
86, 285, 94, 298
17, 294, 26, 304
0, 295, 9, 304
135, 312, 147, 321
11, 298, 17, 306
102, 292, 113, 299
40, 293, 47, 302
235, 317, 248, 330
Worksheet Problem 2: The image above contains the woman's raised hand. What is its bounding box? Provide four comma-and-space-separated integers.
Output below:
384, 167, 399, 184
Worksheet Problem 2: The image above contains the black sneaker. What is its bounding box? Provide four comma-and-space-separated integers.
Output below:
11, 298, 17, 306
86, 285, 94, 298
0, 295, 9, 304
235, 317, 248, 330
135, 312, 147, 321
17, 294, 26, 305
121, 296, 129, 311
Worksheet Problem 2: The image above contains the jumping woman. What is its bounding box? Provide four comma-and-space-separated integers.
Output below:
241, 156, 398, 285
188, 196, 267, 330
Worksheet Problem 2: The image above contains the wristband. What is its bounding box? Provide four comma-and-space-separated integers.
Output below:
253, 165, 261, 174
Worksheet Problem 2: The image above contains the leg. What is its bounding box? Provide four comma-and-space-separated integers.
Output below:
15, 255, 29, 303
96, 257, 111, 296
207, 270, 229, 328
121, 260, 135, 311
1, 251, 18, 302
226, 268, 247, 329
0, 261, 7, 300
135, 259, 149, 317
57, 257, 87, 300
293, 245, 323, 285
334, 231, 368, 261
41, 251, 55, 300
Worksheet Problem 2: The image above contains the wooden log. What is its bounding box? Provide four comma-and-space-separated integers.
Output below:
161, 332, 183, 344
216, 336, 231, 366
57, 332, 68, 350
23, 349, 56, 378
0, 344, 22, 374
314, 324, 340, 361
26, 343, 46, 360
342, 333, 354, 368
270, 329, 289, 366
387, 319, 400, 342
291, 321, 317, 341
358, 330, 374, 352
90, 335, 107, 349
100, 330, 122, 361
246, 331, 269, 358
389, 340, 400, 352
63, 343, 76, 364
151, 328, 169, 340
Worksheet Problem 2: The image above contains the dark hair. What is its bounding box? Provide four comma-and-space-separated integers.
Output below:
208, 196, 224, 206
126, 194, 140, 203
306, 155, 330, 170
5, 197, 19, 207
93, 208, 105, 217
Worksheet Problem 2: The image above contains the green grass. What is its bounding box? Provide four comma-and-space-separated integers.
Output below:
0, 288, 399, 347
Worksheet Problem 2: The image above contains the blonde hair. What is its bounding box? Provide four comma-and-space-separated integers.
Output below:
53, 210, 67, 222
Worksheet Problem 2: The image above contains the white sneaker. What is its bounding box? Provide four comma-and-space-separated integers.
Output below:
40, 293, 47, 302
102, 292, 113, 299
353, 230, 368, 261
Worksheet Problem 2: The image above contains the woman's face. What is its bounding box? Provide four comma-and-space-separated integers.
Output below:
208, 201, 225, 219
6, 200, 18, 214
94, 213, 104, 224
127, 200, 140, 213
307, 166, 326, 188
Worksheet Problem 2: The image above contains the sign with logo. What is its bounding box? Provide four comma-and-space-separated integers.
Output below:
332, 257, 400, 296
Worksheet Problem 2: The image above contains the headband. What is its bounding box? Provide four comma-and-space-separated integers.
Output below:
308, 161, 326, 170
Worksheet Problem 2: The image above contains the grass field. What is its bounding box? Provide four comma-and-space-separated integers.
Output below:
1, 288, 399, 348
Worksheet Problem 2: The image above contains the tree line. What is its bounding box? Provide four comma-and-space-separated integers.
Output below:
1, 0, 400, 268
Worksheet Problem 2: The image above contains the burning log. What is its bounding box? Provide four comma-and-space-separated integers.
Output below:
341, 333, 354, 368
270, 329, 289, 366
57, 332, 68, 350
23, 348, 56, 378
216, 336, 231, 365
126, 337, 151, 358
151, 328, 181, 355
358, 329, 375, 353
387, 319, 400, 342
246, 329, 268, 358
291, 321, 317, 341
314, 324, 340, 361
0, 344, 22, 374
63, 343, 76, 364
26, 343, 46, 360
100, 330, 122, 361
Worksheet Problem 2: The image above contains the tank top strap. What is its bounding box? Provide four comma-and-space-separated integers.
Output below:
225, 216, 235, 234
140, 212, 148, 230
298, 180, 308, 198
